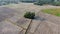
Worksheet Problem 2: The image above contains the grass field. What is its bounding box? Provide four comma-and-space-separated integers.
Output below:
42, 8, 60, 16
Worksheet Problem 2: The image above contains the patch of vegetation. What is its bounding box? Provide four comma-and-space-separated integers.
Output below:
34, 0, 52, 5
24, 12, 35, 19
42, 8, 60, 16
52, 1, 60, 6
21, 0, 36, 3
34, 2, 44, 6
34, 0, 60, 6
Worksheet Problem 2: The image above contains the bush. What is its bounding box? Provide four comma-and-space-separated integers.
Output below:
34, 2, 43, 5
52, 2, 60, 6
21, 0, 36, 3
34, 1, 45, 6
24, 12, 35, 19
34, 0, 51, 5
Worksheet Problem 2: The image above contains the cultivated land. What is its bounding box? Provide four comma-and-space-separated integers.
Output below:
0, 3, 60, 34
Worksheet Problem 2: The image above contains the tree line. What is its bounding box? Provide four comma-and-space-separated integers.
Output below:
0, 0, 21, 6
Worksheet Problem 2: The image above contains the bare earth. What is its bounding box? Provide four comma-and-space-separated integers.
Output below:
0, 3, 60, 34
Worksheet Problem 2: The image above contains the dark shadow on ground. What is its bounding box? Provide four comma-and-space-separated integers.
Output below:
34, 16, 46, 21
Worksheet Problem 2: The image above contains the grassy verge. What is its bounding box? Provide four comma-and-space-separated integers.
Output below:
42, 8, 60, 16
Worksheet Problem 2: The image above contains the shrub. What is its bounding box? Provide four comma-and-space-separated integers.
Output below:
34, 0, 52, 5
34, 2, 43, 5
34, 1, 44, 5
52, 1, 60, 6
24, 12, 35, 19
21, 0, 36, 3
